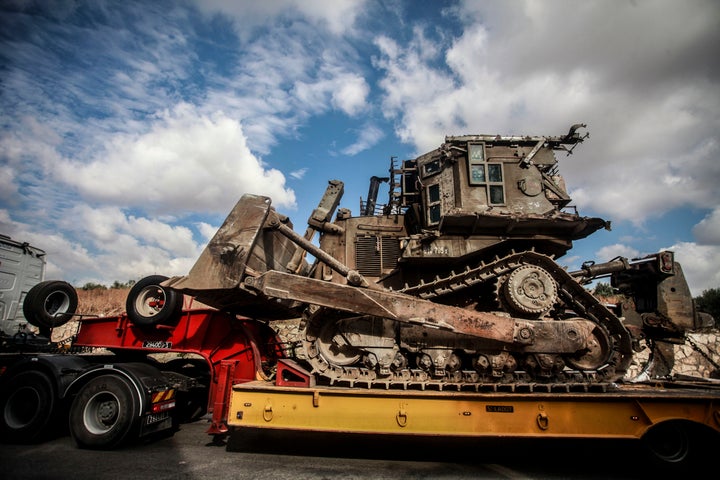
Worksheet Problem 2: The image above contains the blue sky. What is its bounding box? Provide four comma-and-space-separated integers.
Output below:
1, 0, 719, 296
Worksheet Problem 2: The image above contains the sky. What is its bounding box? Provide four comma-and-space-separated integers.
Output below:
1, 0, 719, 296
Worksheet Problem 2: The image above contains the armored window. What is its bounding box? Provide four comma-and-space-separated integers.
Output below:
427, 183, 441, 225
422, 159, 441, 177
468, 143, 505, 205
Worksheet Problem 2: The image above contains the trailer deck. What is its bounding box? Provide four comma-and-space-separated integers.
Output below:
227, 361, 720, 443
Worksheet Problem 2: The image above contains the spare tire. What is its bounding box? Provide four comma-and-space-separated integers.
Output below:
22, 281, 78, 329
125, 275, 183, 327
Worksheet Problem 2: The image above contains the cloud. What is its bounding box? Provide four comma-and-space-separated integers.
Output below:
195, 221, 220, 242
331, 74, 370, 116
53, 104, 297, 214
290, 168, 308, 180
60, 204, 199, 259
594, 244, 642, 263
291, 71, 370, 119
0, 165, 18, 204
374, 32, 460, 151
693, 207, 720, 245
341, 124, 385, 156
670, 242, 720, 296
193, 0, 369, 36
197, 16, 372, 154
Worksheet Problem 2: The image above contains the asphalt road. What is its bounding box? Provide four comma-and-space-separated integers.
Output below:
0, 420, 704, 479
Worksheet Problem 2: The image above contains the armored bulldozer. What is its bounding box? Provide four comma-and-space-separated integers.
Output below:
164, 124, 714, 388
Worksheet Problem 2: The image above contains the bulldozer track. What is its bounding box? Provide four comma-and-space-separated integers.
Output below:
301, 250, 633, 390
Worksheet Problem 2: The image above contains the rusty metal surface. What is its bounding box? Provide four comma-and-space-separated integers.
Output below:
244, 269, 595, 353
164, 194, 273, 292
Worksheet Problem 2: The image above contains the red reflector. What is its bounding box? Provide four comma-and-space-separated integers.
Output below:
152, 400, 176, 413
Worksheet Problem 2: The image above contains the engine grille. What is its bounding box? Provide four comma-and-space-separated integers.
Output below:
355, 236, 400, 277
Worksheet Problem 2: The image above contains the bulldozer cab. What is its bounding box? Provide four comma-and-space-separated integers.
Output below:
350, 124, 608, 270
385, 124, 594, 234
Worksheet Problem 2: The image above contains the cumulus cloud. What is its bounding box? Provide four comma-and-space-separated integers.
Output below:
16, 202, 203, 285
196, 221, 220, 243
374, 32, 460, 151
669, 242, 720, 296
693, 207, 720, 245
292, 71, 370, 119
594, 244, 642, 263
341, 124, 384, 156
60, 204, 198, 258
54, 104, 296, 214
331, 74, 370, 116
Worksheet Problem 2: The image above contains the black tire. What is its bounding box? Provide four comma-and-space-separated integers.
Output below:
22, 280, 78, 329
125, 275, 183, 327
68, 374, 140, 449
640, 421, 715, 473
0, 370, 57, 443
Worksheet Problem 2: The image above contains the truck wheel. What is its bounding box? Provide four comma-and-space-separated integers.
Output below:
22, 280, 78, 329
69, 374, 140, 449
0, 370, 57, 443
126, 275, 183, 327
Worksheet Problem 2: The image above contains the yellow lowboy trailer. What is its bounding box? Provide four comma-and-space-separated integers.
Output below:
230, 383, 718, 439
226, 362, 720, 469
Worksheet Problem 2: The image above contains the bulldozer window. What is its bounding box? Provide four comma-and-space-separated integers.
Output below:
427, 183, 441, 224
468, 142, 505, 205
422, 159, 441, 177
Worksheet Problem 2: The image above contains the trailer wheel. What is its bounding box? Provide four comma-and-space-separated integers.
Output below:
126, 275, 183, 327
0, 370, 57, 443
22, 280, 78, 329
641, 421, 714, 472
69, 374, 140, 449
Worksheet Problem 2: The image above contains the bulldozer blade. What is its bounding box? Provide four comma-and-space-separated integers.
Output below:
163, 194, 274, 292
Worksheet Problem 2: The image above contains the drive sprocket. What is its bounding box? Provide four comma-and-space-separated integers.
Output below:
502, 264, 557, 317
